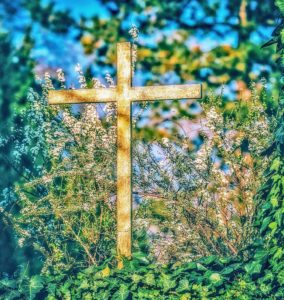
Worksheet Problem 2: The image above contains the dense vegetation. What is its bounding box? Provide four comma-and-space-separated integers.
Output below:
0, 0, 283, 299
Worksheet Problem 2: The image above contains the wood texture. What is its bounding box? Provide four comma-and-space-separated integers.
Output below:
48, 42, 202, 259
130, 84, 201, 101
48, 88, 116, 104
116, 43, 132, 258
48, 84, 201, 104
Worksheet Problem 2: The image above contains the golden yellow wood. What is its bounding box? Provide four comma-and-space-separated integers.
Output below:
116, 43, 132, 258
48, 42, 202, 259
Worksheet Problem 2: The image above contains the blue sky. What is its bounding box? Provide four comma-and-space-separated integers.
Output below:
51, 0, 110, 19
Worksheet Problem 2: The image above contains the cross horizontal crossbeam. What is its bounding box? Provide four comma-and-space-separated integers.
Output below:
48, 84, 201, 104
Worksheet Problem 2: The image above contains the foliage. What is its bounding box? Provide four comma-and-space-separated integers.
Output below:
0, 74, 281, 299
24, 0, 74, 34
0, 1, 284, 299
79, 0, 278, 91
0, 0, 76, 274
0, 66, 273, 277
0, 24, 36, 275
78, 0, 280, 141
1, 84, 282, 298
0, 248, 283, 299
0, 70, 118, 273
0, 0, 75, 190
133, 82, 274, 262
0, 30, 35, 189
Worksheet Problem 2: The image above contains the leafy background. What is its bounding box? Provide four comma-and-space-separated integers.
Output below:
0, 0, 283, 299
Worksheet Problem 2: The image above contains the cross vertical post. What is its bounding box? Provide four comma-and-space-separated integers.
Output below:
116, 43, 132, 258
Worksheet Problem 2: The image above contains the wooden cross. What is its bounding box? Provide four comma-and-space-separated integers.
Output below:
48, 42, 202, 258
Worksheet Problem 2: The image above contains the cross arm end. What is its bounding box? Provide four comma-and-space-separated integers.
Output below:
48, 88, 117, 105
130, 83, 202, 101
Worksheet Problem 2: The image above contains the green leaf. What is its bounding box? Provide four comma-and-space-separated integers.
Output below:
82, 292, 93, 300
82, 265, 97, 275
260, 217, 271, 233
253, 250, 268, 262
221, 266, 235, 275
271, 197, 279, 207
209, 273, 222, 285
2, 291, 22, 300
137, 288, 159, 299
0, 278, 17, 289
200, 256, 217, 265
183, 262, 197, 270
97, 290, 110, 299
271, 158, 281, 171
47, 283, 57, 296
276, 0, 284, 15
244, 262, 262, 275
59, 281, 72, 298
268, 221, 277, 232
158, 273, 176, 292
176, 279, 190, 292
220, 262, 242, 276
275, 209, 283, 226
180, 294, 191, 300
273, 248, 283, 260
108, 278, 119, 291
79, 279, 89, 290
29, 275, 44, 300
196, 263, 207, 271
132, 252, 150, 265
113, 284, 129, 300
93, 280, 110, 289
131, 274, 143, 283
144, 272, 156, 286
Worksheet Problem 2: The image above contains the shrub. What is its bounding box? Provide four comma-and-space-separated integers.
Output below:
1, 70, 118, 273
133, 82, 274, 262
